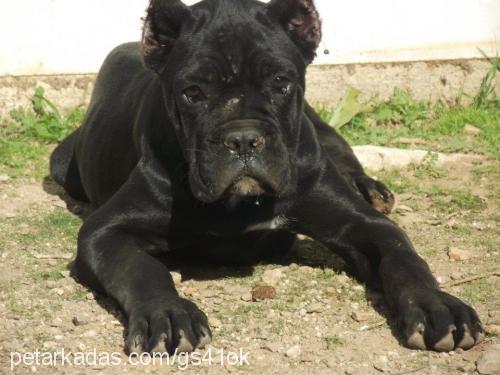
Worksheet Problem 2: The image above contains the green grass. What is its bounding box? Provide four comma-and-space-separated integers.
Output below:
318, 58, 500, 159
1, 58, 498, 182
423, 186, 487, 213
324, 335, 344, 349
0, 86, 85, 178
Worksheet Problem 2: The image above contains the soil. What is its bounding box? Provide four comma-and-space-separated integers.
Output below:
0, 156, 498, 374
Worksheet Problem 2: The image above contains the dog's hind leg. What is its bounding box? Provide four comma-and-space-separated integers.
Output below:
50, 129, 89, 202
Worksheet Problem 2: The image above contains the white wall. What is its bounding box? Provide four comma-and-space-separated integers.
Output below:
0, 0, 498, 76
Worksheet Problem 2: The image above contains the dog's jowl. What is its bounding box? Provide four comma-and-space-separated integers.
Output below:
50, 0, 483, 354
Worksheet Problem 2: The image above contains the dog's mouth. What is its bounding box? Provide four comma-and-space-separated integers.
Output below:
229, 175, 270, 196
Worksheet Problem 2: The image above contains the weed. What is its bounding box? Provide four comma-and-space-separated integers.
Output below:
472, 54, 500, 110
324, 335, 344, 349
32, 270, 63, 282
318, 268, 335, 280
411, 152, 446, 179
317, 59, 500, 159
0, 87, 85, 178
8, 86, 84, 143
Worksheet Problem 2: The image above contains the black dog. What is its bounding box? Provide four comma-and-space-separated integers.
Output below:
50, 0, 483, 354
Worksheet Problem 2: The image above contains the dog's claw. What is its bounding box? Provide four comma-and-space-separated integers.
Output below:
407, 323, 426, 350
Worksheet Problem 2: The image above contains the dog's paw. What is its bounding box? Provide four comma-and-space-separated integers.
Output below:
399, 289, 484, 352
355, 175, 395, 214
126, 296, 211, 354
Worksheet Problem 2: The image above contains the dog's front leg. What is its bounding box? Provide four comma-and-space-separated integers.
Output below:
288, 164, 483, 351
75, 166, 211, 354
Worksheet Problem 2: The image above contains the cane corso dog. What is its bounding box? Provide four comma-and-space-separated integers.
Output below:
50, 0, 483, 354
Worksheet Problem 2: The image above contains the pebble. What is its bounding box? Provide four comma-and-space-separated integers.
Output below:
50, 317, 63, 327
262, 269, 283, 286
448, 247, 470, 261
484, 325, 500, 335
170, 271, 182, 284
285, 345, 301, 360
241, 292, 253, 302
436, 275, 450, 285
464, 124, 481, 136
488, 310, 500, 325
251, 285, 276, 301
373, 359, 390, 372
0, 174, 10, 183
51, 288, 64, 296
300, 352, 315, 362
450, 271, 463, 280
83, 329, 97, 337
72, 313, 92, 326
306, 303, 324, 314
59, 270, 71, 278
476, 345, 500, 374
183, 287, 198, 296
350, 311, 369, 322
209, 317, 222, 328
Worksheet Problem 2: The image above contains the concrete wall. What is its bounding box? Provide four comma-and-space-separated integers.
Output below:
0, 0, 499, 76
0, 0, 498, 115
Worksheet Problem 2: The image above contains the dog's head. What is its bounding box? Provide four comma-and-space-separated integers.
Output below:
142, 0, 321, 203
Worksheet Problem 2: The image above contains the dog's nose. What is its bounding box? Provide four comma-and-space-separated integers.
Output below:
223, 128, 266, 155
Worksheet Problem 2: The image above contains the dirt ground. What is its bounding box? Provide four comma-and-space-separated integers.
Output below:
0, 154, 498, 374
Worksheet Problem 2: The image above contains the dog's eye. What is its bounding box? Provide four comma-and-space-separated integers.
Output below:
272, 76, 292, 96
182, 86, 206, 104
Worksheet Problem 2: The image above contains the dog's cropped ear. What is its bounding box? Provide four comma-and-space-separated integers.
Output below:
267, 0, 322, 63
142, 0, 193, 72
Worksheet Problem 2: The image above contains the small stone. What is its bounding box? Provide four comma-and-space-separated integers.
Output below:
51, 288, 64, 296
86, 292, 94, 300
59, 270, 70, 278
306, 303, 324, 314
170, 271, 182, 284
72, 313, 91, 326
241, 292, 253, 302
50, 318, 63, 327
324, 358, 337, 369
83, 329, 97, 337
183, 287, 197, 296
484, 325, 500, 335
251, 285, 276, 301
450, 272, 463, 280
488, 310, 500, 325
285, 345, 301, 360
436, 275, 450, 285
300, 352, 315, 362
262, 269, 283, 286
476, 348, 500, 374
373, 355, 390, 372
448, 247, 470, 261
0, 174, 10, 183
351, 311, 369, 322
209, 317, 222, 328
464, 124, 481, 136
